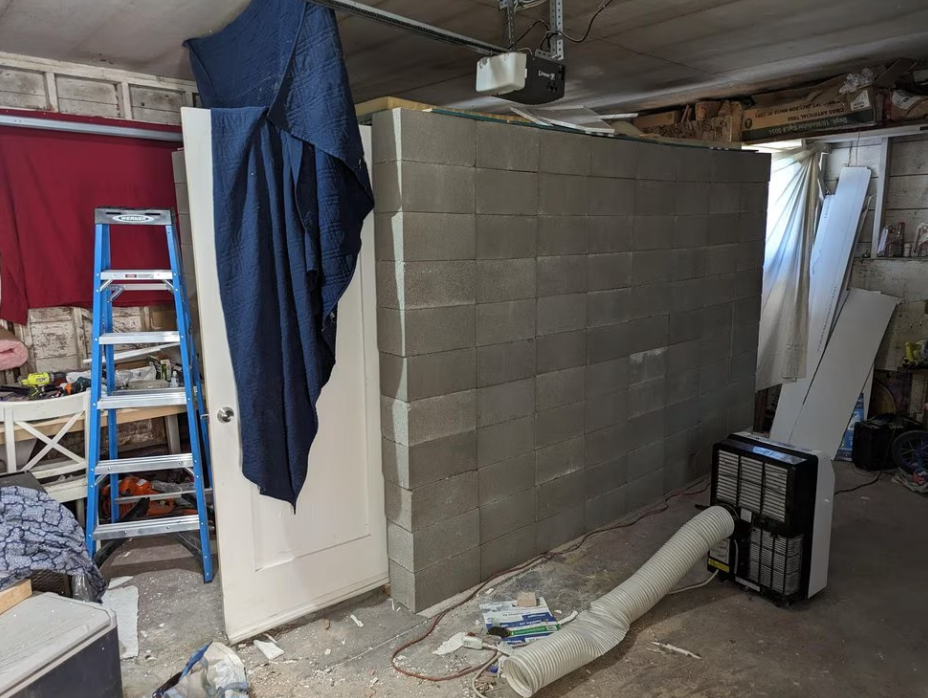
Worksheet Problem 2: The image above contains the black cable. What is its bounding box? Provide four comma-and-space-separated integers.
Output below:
512, 18, 549, 47
835, 472, 882, 495
540, 0, 618, 49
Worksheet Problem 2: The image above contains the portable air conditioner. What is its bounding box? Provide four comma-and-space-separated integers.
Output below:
707, 431, 834, 603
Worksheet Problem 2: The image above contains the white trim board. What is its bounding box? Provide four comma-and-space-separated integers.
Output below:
771, 166, 871, 443
787, 289, 898, 458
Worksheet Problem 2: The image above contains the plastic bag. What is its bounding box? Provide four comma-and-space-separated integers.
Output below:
153, 642, 249, 698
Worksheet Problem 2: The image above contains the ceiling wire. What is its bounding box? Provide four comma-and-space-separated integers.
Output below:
540, 0, 618, 49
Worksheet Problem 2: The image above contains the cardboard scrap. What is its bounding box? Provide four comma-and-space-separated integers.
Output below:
254, 639, 285, 660
481, 597, 560, 646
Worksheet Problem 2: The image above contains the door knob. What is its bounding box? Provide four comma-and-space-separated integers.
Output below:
217, 407, 235, 423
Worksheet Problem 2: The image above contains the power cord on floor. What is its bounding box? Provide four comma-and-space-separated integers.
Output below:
389, 477, 712, 682
835, 471, 883, 495
668, 569, 718, 595
471, 651, 502, 698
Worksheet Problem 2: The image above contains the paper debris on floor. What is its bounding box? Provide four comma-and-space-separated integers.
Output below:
254, 638, 285, 660
480, 597, 560, 645
102, 585, 139, 659
434, 632, 469, 656
652, 641, 702, 659
350, 614, 364, 628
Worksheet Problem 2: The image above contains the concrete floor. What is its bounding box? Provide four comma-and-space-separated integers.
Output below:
109, 463, 928, 698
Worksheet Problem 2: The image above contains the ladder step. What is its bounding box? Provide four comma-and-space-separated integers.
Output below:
97, 453, 194, 476
93, 514, 201, 541
116, 488, 212, 504
99, 331, 180, 345
97, 387, 187, 409
102, 270, 173, 281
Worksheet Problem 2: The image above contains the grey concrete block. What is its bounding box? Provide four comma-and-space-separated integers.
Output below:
538, 216, 590, 256
664, 425, 700, 466
668, 248, 706, 281
706, 213, 740, 246
480, 488, 536, 543
635, 180, 674, 216
669, 309, 704, 345
590, 138, 639, 178
631, 250, 672, 285
675, 182, 710, 216
626, 409, 665, 450
727, 398, 755, 433
540, 130, 591, 175
674, 215, 710, 249
588, 253, 632, 291
477, 378, 535, 428
740, 182, 768, 213
374, 109, 476, 166
477, 259, 536, 303
705, 244, 738, 276
665, 397, 700, 436
733, 268, 762, 300
378, 305, 474, 357
584, 456, 627, 498
380, 348, 475, 402
387, 509, 479, 573
705, 274, 736, 306
536, 255, 588, 297
481, 524, 536, 579
536, 330, 587, 374
588, 216, 633, 253
734, 296, 761, 326
663, 457, 702, 495
729, 350, 758, 383
627, 440, 665, 482
699, 359, 730, 395
710, 149, 745, 183
536, 504, 586, 553
585, 424, 625, 467
476, 215, 537, 259
588, 289, 631, 328
700, 410, 730, 446
667, 338, 702, 375
381, 391, 476, 447
588, 177, 636, 216
385, 471, 478, 532
382, 431, 476, 490
637, 147, 677, 181
478, 415, 534, 467
739, 211, 766, 242
703, 302, 734, 334
744, 151, 772, 182
399, 161, 477, 214
676, 147, 712, 182
587, 323, 630, 364
477, 299, 536, 346
372, 161, 403, 214
633, 215, 675, 251
665, 370, 699, 406
536, 366, 586, 411
375, 212, 476, 262
668, 279, 704, 313
389, 548, 479, 612
479, 452, 535, 505
535, 436, 585, 484
628, 378, 666, 418
627, 315, 669, 354
585, 389, 628, 433
536, 470, 585, 520
625, 469, 664, 511
732, 322, 760, 356
586, 486, 628, 530
476, 169, 538, 215
700, 331, 732, 363
628, 283, 671, 320
537, 293, 587, 335
477, 340, 535, 388
629, 348, 667, 385
539, 174, 588, 216
709, 183, 741, 215
737, 240, 765, 271
476, 120, 539, 171
535, 402, 585, 449
586, 358, 629, 398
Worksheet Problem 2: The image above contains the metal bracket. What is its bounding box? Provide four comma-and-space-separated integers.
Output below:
537, 0, 564, 61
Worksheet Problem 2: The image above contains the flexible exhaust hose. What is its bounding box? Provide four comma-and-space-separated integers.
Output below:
501, 506, 735, 696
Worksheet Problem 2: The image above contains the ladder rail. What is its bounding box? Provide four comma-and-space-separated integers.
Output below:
85, 223, 106, 553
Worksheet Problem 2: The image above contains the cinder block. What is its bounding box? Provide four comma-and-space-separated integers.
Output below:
374, 109, 476, 166
700, 410, 729, 445
387, 509, 478, 572
380, 348, 476, 402
665, 369, 699, 406
631, 250, 672, 285
629, 348, 667, 385
705, 244, 738, 276
536, 503, 585, 553
635, 180, 674, 216
627, 315, 669, 354
637, 147, 677, 181
375, 212, 476, 262
476, 299, 536, 346
536, 366, 586, 411
667, 338, 702, 375
588, 253, 632, 291
584, 456, 628, 499
703, 302, 733, 335
699, 388, 727, 418
744, 152, 771, 182
588, 178, 636, 216
540, 130, 591, 175
676, 147, 712, 182
699, 359, 730, 395
382, 431, 476, 490
479, 452, 535, 505
477, 339, 535, 388
675, 182, 710, 216
706, 213, 740, 245
664, 425, 700, 465
628, 378, 665, 418
537, 293, 587, 335
705, 274, 736, 306
476, 120, 539, 171
628, 283, 671, 320
739, 211, 766, 242
535, 436, 585, 484
536, 470, 585, 520
480, 488, 536, 543
377, 305, 475, 357
710, 149, 744, 183
535, 402, 585, 449
586, 357, 629, 398
537, 255, 588, 296
478, 415, 534, 467
733, 268, 762, 300
381, 391, 476, 447
633, 215, 675, 251
731, 322, 760, 356
736, 240, 765, 271
674, 215, 709, 248
538, 216, 590, 256
734, 296, 761, 326
668, 279, 704, 313
585, 424, 625, 466
389, 548, 479, 612
708, 183, 741, 215
476, 169, 538, 215
700, 331, 732, 363
626, 409, 665, 450
586, 486, 628, 530
627, 439, 665, 483
477, 259, 536, 303
384, 471, 478, 532
539, 174, 588, 216
536, 330, 587, 374
588, 323, 630, 364
740, 182, 768, 213
665, 397, 700, 436
729, 350, 758, 383
481, 524, 536, 579
727, 398, 754, 433
590, 138, 639, 178
663, 457, 701, 495
588, 216, 634, 253
585, 389, 628, 433
476, 215, 537, 259
373, 161, 403, 214
399, 161, 477, 214
477, 378, 535, 427
669, 308, 704, 345
588, 289, 631, 328
668, 248, 706, 281
625, 469, 664, 511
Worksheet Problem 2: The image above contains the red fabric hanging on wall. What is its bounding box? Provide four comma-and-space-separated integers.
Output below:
0, 125, 178, 324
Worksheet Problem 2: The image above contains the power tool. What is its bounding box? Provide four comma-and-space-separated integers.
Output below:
20, 372, 65, 396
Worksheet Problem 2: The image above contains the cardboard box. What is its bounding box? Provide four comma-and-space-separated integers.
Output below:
633, 110, 682, 129
640, 102, 744, 143
889, 90, 928, 122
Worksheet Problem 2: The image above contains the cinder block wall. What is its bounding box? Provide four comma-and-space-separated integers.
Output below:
372, 109, 769, 611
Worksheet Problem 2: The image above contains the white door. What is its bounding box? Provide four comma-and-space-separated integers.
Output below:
180, 107, 387, 643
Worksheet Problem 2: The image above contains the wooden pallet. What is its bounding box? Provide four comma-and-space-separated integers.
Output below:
0, 579, 31, 616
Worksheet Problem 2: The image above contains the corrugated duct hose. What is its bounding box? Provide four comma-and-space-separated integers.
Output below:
501, 506, 735, 697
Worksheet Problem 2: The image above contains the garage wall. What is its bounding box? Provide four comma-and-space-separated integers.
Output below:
373, 109, 770, 611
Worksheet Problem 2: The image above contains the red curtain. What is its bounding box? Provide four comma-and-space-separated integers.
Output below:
0, 126, 178, 324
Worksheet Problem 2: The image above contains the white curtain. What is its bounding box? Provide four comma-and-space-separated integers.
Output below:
756, 146, 822, 391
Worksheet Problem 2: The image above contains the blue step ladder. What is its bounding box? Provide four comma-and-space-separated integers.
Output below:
85, 208, 214, 582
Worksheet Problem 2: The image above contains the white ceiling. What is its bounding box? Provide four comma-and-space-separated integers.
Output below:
2, 0, 927, 112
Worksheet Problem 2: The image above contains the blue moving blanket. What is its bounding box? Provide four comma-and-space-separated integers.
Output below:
185, 0, 373, 506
